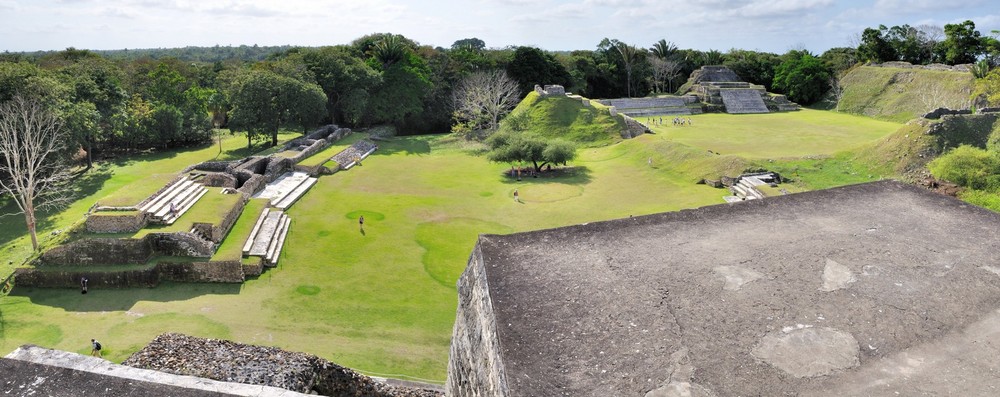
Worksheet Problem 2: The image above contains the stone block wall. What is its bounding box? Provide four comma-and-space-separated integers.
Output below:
200, 172, 238, 188
620, 114, 649, 139
159, 260, 245, 283
265, 157, 294, 182
446, 242, 509, 397
237, 174, 267, 196
188, 160, 236, 173
288, 138, 328, 164
85, 211, 149, 234
38, 238, 153, 266
147, 233, 214, 258
14, 266, 159, 288
209, 196, 248, 242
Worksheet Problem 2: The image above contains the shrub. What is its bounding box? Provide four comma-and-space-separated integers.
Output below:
928, 145, 1000, 190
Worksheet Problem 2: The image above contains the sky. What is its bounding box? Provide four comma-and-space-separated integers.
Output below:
0, 0, 998, 54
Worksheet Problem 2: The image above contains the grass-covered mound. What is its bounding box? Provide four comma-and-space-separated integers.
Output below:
499, 91, 625, 146
835, 65, 975, 123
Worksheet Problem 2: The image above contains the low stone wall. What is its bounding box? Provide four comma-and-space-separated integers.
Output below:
446, 242, 509, 396
873, 61, 972, 72
200, 172, 238, 188
236, 156, 269, 174
288, 138, 328, 164
209, 196, 247, 242
923, 107, 973, 119
265, 157, 294, 182
38, 238, 153, 266
14, 260, 247, 288
85, 211, 149, 234
124, 333, 442, 397
237, 173, 267, 196
147, 232, 214, 258
14, 266, 160, 288
187, 160, 236, 173
619, 114, 650, 139
159, 260, 245, 283
242, 258, 265, 277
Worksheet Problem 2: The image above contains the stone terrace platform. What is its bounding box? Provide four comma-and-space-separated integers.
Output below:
3, 345, 310, 396
252, 171, 317, 210
448, 180, 1000, 396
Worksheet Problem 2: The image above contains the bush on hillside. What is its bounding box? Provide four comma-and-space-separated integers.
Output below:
928, 145, 1000, 190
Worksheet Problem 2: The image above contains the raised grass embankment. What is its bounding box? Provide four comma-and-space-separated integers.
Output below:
499, 91, 626, 146
835, 65, 975, 123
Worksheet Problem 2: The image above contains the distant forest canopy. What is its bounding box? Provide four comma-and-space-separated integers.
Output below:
0, 20, 997, 163
11, 45, 296, 63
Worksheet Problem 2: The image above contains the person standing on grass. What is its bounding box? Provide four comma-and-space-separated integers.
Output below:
359, 215, 364, 231
513, 189, 520, 203
80, 276, 88, 294
91, 339, 102, 357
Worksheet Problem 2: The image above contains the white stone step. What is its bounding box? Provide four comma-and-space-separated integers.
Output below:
273, 177, 317, 210
138, 177, 187, 212
153, 182, 201, 219
248, 212, 284, 256
162, 187, 207, 224
265, 216, 290, 265
242, 208, 271, 256
142, 179, 192, 214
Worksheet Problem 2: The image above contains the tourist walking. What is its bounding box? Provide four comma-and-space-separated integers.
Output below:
91, 339, 102, 357
513, 189, 520, 203
359, 215, 364, 231
80, 276, 88, 294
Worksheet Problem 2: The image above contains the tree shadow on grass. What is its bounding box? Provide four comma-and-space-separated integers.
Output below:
9, 281, 241, 313
498, 165, 593, 185
370, 136, 432, 156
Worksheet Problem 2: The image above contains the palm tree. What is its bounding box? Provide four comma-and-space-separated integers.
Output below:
615, 42, 645, 98
373, 35, 408, 69
650, 39, 677, 60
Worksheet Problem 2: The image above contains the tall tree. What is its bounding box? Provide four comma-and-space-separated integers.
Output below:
228, 70, 328, 147
773, 52, 831, 105
0, 96, 74, 251
451, 69, 520, 137
857, 26, 897, 63
941, 20, 983, 65
650, 39, 678, 60
614, 42, 645, 98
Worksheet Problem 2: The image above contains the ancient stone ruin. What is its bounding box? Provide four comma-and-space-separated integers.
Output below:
448, 180, 1000, 396
17, 124, 377, 289
683, 65, 800, 113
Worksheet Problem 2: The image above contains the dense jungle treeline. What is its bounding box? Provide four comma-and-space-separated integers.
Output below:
0, 21, 997, 163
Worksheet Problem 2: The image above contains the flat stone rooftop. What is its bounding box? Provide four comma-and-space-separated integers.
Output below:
476, 180, 1000, 396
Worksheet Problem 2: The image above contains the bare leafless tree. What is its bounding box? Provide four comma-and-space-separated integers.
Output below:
828, 76, 844, 111
452, 69, 521, 138
649, 57, 683, 94
0, 96, 74, 251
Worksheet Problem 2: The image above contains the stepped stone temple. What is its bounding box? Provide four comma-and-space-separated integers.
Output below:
447, 180, 1000, 396
684, 65, 799, 113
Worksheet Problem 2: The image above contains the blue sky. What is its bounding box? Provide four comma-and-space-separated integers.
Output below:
0, 0, 997, 54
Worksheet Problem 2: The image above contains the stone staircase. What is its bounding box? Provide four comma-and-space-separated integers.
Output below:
242, 208, 291, 266
729, 173, 779, 200
137, 176, 208, 224
330, 140, 378, 170
251, 171, 318, 210
597, 97, 696, 117
719, 90, 769, 114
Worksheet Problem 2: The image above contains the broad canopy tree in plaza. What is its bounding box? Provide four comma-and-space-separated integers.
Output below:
451, 69, 520, 137
0, 96, 74, 251
227, 69, 327, 147
486, 130, 576, 172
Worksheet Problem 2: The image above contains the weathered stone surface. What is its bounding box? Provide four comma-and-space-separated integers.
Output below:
450, 180, 1000, 396
820, 258, 855, 292
752, 326, 860, 378
125, 333, 442, 397
714, 265, 764, 291
85, 210, 149, 233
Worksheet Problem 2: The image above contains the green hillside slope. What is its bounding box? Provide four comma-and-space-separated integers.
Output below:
500, 91, 626, 146
837, 65, 975, 123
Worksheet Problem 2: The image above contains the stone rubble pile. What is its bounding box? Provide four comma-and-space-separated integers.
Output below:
124, 333, 442, 397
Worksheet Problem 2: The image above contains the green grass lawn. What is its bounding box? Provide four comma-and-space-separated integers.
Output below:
652, 109, 901, 159
0, 112, 908, 384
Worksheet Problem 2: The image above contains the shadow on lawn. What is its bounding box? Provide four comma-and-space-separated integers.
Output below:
371, 136, 432, 156
10, 281, 241, 312
499, 165, 593, 185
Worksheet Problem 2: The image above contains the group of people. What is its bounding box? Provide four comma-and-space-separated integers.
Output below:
646, 116, 694, 126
